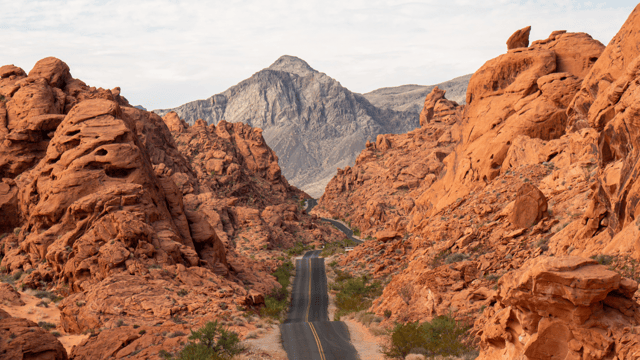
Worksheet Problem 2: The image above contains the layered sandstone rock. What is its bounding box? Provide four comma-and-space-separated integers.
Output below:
0, 57, 344, 358
476, 257, 640, 360
506, 26, 531, 50
0, 308, 68, 360
320, 8, 640, 358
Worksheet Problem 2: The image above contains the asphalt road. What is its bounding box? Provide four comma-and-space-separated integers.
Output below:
305, 199, 363, 245
280, 250, 359, 360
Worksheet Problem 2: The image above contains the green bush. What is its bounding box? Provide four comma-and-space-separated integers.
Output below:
591, 254, 614, 266
353, 228, 361, 237
333, 274, 382, 320
285, 242, 312, 257
383, 315, 473, 359
160, 321, 244, 360
261, 261, 294, 321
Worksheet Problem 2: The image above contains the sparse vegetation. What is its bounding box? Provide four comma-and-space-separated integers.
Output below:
445, 253, 467, 264
159, 321, 244, 360
321, 238, 356, 257
353, 227, 361, 237
591, 254, 614, 266
261, 261, 294, 321
38, 321, 56, 331
332, 272, 382, 320
285, 241, 313, 257
382, 315, 475, 359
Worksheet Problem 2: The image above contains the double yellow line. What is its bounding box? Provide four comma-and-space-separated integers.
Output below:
305, 257, 326, 360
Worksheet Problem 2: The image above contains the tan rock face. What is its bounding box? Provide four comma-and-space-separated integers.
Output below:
0, 308, 68, 360
506, 26, 531, 50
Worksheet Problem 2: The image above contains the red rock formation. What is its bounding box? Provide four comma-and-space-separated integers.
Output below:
319, 9, 640, 358
0, 308, 68, 360
506, 26, 531, 50
0, 57, 344, 358
476, 257, 640, 360
316, 87, 462, 237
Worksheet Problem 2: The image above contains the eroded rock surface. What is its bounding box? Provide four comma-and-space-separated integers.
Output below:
0, 57, 344, 358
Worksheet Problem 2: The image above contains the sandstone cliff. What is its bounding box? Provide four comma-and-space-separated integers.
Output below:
154, 56, 470, 197
0, 57, 343, 358
316, 5, 640, 359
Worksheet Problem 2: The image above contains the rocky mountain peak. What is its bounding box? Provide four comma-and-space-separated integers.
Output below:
266, 55, 317, 76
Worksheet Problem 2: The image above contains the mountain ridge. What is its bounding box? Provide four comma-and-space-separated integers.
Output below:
154, 55, 471, 197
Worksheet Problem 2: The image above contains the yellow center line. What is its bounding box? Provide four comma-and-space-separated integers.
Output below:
309, 322, 326, 360
306, 258, 312, 322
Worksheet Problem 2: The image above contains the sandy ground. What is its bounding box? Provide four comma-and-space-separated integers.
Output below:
237, 324, 288, 360
343, 318, 385, 360
0, 289, 88, 353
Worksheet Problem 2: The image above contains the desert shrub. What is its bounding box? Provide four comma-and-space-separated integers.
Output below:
0, 270, 23, 284
285, 242, 312, 257
384, 309, 392, 318
334, 274, 382, 320
261, 261, 294, 321
444, 253, 466, 264
160, 321, 244, 359
177, 289, 188, 297
353, 228, 361, 237
592, 254, 614, 266
38, 321, 56, 330
34, 290, 63, 302
51, 331, 61, 337
383, 315, 473, 359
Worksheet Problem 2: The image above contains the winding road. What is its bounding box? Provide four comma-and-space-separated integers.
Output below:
305, 199, 363, 245
280, 248, 359, 359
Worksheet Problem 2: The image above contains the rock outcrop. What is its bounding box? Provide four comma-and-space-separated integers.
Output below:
0, 308, 68, 360
0, 57, 344, 358
506, 26, 531, 50
316, 86, 462, 237
154, 56, 471, 197
476, 257, 640, 360
318, 5, 640, 359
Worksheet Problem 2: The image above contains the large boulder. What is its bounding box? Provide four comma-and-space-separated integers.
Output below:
0, 308, 68, 360
477, 256, 640, 360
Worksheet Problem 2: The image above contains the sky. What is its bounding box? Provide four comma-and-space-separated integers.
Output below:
1, 1, 637, 110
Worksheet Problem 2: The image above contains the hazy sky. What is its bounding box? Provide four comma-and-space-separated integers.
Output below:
1, 1, 637, 110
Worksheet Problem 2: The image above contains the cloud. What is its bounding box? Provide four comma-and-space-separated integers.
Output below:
1, 0, 635, 110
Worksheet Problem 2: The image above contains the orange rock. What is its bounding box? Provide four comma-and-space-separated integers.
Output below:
0, 308, 68, 360
510, 183, 548, 228
506, 26, 531, 50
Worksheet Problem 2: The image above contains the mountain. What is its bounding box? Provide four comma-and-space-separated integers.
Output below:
361, 73, 472, 114
154, 56, 470, 197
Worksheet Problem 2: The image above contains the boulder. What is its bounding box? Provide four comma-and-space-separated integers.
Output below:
506, 26, 531, 50
0, 309, 68, 360
510, 183, 548, 228
477, 256, 640, 360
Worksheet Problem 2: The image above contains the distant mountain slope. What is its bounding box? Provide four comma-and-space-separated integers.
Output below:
361, 74, 472, 114
154, 56, 470, 197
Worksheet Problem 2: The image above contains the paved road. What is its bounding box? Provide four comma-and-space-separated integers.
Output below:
305, 199, 363, 245
280, 250, 358, 360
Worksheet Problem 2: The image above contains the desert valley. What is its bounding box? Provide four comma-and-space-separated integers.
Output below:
3, 3, 640, 360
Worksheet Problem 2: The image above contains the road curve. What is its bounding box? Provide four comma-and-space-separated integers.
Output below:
280, 250, 358, 360
305, 199, 363, 244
